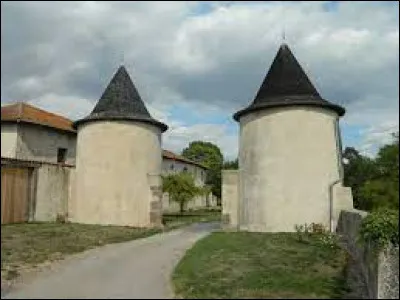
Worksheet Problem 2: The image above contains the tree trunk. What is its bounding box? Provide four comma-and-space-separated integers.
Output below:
179, 202, 184, 214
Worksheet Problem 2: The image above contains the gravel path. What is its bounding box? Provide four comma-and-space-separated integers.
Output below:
2, 222, 220, 299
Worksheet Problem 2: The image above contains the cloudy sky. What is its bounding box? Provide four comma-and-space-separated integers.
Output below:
1, 1, 398, 160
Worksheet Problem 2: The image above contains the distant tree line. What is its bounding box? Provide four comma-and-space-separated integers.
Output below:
223, 158, 238, 170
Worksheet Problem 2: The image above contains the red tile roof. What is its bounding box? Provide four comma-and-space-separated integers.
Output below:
162, 149, 208, 170
1, 102, 76, 133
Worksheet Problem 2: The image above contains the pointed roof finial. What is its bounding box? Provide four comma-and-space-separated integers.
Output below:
119, 50, 125, 66
282, 28, 286, 42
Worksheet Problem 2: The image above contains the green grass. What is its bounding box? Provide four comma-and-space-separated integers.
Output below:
172, 232, 348, 299
162, 207, 221, 229
1, 208, 221, 281
1, 223, 161, 278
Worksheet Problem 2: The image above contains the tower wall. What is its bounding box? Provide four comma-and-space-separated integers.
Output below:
72, 120, 162, 227
238, 106, 343, 232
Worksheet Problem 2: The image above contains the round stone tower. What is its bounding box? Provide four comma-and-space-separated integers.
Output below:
233, 44, 347, 232
72, 66, 168, 227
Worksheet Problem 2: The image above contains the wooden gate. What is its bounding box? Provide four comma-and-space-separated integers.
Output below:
1, 167, 32, 224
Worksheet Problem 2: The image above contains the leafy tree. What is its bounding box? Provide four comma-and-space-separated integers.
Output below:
358, 132, 399, 211
358, 179, 399, 211
374, 132, 399, 180
360, 207, 399, 249
181, 141, 223, 202
223, 158, 238, 170
342, 147, 377, 209
162, 173, 201, 214
344, 132, 399, 211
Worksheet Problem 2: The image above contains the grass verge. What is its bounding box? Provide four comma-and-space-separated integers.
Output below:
1, 207, 221, 283
1, 223, 161, 281
162, 207, 221, 229
172, 232, 348, 299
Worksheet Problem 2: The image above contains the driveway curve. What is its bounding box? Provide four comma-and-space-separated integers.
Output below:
3, 222, 220, 299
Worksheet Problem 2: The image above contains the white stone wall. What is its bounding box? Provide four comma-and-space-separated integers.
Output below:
222, 170, 239, 228
377, 245, 399, 299
337, 210, 399, 299
162, 158, 206, 187
1, 123, 18, 158
72, 120, 162, 227
238, 106, 346, 232
34, 164, 72, 222
162, 192, 180, 213
68, 168, 76, 221
332, 182, 354, 231
15, 124, 76, 165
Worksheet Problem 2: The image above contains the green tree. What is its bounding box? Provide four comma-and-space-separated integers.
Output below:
344, 132, 399, 211
358, 179, 399, 211
162, 173, 201, 214
181, 141, 223, 203
374, 132, 399, 180
343, 147, 377, 209
223, 158, 238, 170
358, 132, 399, 211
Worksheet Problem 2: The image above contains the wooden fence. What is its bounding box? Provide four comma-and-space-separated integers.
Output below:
1, 166, 33, 224
1, 157, 40, 224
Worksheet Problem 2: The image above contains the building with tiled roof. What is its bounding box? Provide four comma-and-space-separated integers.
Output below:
161, 149, 209, 212
162, 149, 207, 170
1, 101, 207, 170
1, 102, 76, 165
1, 102, 76, 132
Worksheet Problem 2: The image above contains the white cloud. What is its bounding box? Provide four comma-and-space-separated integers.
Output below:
358, 121, 399, 157
1, 1, 398, 159
28, 94, 93, 121
163, 123, 238, 160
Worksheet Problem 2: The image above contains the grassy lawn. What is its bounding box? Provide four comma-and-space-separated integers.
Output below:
162, 207, 221, 229
1, 207, 221, 282
1, 223, 161, 280
172, 232, 348, 299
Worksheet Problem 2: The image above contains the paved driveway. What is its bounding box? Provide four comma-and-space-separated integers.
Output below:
3, 222, 220, 299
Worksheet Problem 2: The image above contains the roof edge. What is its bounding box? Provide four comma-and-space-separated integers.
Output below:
73, 115, 168, 132
1, 119, 77, 134
162, 150, 209, 170
233, 100, 345, 122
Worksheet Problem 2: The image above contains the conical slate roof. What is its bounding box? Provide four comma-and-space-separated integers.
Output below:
73, 66, 168, 132
233, 43, 345, 121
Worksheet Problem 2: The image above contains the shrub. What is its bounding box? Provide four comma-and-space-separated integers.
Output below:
295, 223, 327, 235
294, 223, 339, 250
318, 232, 340, 250
359, 208, 399, 250
295, 224, 306, 242
311, 222, 327, 234
56, 214, 67, 224
162, 173, 202, 214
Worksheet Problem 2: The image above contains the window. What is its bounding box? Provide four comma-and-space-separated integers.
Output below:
183, 166, 188, 172
57, 148, 67, 163
170, 164, 174, 170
